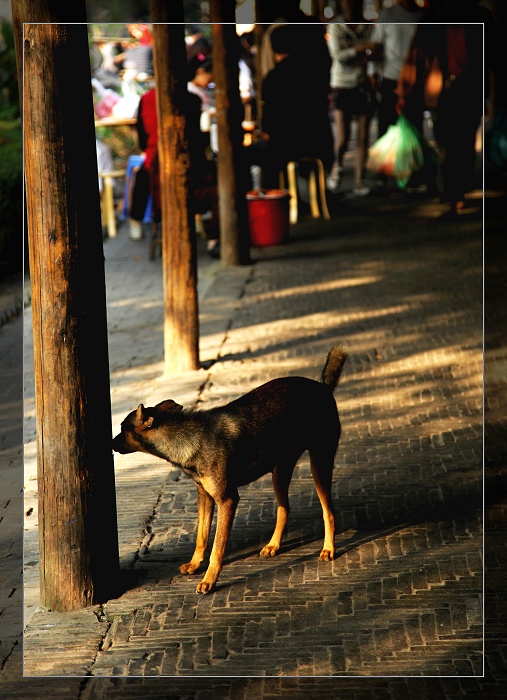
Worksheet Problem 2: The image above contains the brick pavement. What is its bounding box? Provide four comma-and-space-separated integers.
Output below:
0, 304, 23, 686
1, 175, 506, 697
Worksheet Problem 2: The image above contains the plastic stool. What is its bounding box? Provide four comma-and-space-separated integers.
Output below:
279, 158, 331, 224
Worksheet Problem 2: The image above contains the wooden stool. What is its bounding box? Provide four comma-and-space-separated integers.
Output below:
98, 169, 124, 238
279, 158, 331, 225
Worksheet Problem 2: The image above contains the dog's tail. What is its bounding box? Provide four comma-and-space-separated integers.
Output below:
321, 346, 348, 392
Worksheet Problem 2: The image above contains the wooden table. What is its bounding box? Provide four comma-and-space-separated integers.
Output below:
95, 116, 137, 128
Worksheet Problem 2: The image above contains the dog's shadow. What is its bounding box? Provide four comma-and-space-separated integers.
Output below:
116, 486, 483, 597
210, 490, 482, 593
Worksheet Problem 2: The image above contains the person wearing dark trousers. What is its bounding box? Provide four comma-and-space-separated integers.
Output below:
434, 26, 484, 212
327, 2, 377, 196
397, 2, 499, 215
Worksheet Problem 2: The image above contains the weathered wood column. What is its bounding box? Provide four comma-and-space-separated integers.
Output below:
211, 2, 251, 266
254, 0, 267, 126
22, 16, 119, 610
151, 0, 200, 374
311, 0, 326, 22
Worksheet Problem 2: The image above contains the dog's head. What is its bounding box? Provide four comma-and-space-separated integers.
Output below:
112, 400, 183, 455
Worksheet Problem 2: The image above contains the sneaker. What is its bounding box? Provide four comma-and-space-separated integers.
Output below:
207, 241, 220, 259
129, 219, 143, 240
352, 184, 371, 197
327, 164, 343, 192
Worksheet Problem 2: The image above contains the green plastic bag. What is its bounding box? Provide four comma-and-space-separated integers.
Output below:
405, 135, 439, 188
393, 114, 425, 187
367, 114, 438, 188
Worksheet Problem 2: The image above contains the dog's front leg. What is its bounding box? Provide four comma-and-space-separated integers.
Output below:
196, 484, 239, 594
179, 483, 215, 575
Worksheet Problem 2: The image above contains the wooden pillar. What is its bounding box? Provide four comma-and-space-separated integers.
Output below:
311, 0, 325, 22
20, 13, 119, 610
211, 1, 251, 266
254, 0, 267, 126
151, 0, 200, 374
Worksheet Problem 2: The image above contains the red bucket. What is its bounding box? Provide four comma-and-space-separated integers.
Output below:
246, 189, 290, 247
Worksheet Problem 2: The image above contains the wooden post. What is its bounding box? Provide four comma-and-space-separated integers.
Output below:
21, 15, 119, 610
211, 1, 251, 266
151, 0, 200, 374
254, 0, 266, 126
311, 0, 325, 22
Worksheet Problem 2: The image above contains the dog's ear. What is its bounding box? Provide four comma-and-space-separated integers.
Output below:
154, 399, 183, 414
135, 404, 155, 430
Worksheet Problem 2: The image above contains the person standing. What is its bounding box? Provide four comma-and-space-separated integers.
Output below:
129, 86, 158, 235
368, 0, 428, 139
397, 0, 499, 214
327, 0, 377, 196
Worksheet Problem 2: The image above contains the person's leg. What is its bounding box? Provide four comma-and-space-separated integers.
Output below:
441, 111, 481, 210
436, 79, 482, 212
328, 108, 349, 190
193, 185, 220, 257
130, 166, 150, 221
377, 78, 398, 138
354, 113, 371, 193
335, 108, 350, 170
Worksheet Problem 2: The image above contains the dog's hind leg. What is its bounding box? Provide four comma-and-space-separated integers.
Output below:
260, 456, 298, 557
179, 483, 215, 575
309, 448, 336, 561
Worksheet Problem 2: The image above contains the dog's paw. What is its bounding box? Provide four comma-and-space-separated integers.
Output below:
319, 549, 334, 562
259, 544, 279, 557
179, 562, 198, 575
196, 580, 214, 594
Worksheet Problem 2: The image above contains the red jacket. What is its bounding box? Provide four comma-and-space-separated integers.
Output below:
136, 88, 158, 170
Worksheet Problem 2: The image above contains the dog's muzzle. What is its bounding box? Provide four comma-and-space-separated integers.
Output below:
112, 433, 130, 454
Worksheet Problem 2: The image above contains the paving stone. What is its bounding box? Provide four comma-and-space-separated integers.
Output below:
0, 158, 504, 696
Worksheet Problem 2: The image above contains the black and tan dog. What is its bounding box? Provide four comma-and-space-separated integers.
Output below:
112, 346, 348, 593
